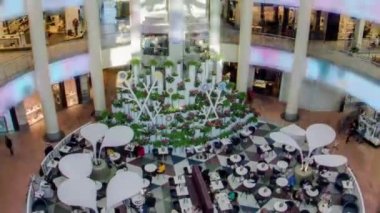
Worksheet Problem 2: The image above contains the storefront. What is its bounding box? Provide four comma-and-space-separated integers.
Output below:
251, 67, 282, 98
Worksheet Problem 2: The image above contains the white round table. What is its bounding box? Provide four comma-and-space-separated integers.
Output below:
109, 152, 121, 161
285, 145, 296, 153
131, 194, 145, 206
257, 162, 269, 172
274, 201, 288, 212
95, 181, 103, 190
275, 177, 288, 188
235, 167, 248, 176
306, 188, 319, 197
144, 164, 157, 173
243, 179, 256, 189
143, 178, 151, 188
318, 201, 332, 213
276, 160, 289, 171
229, 154, 242, 163
258, 186, 272, 198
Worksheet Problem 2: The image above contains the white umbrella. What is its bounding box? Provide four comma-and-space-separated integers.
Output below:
99, 126, 134, 159
58, 153, 93, 178
313, 154, 348, 168
270, 131, 304, 162
106, 171, 143, 209
280, 124, 306, 143
57, 178, 98, 213
80, 123, 108, 157
306, 124, 336, 157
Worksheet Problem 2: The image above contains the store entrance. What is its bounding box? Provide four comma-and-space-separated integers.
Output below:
222, 62, 237, 84
252, 67, 282, 98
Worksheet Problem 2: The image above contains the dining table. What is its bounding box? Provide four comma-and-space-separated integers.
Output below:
258, 186, 272, 198
273, 201, 288, 212
215, 192, 233, 211
179, 198, 193, 213
229, 154, 242, 164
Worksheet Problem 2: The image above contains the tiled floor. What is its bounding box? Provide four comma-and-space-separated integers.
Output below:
0, 94, 379, 213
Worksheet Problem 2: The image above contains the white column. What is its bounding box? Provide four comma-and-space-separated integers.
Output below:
283, 0, 313, 121
26, 0, 63, 141
210, 0, 221, 53
169, 0, 185, 62
130, 0, 142, 57
236, 0, 253, 92
84, 0, 106, 113
15, 103, 28, 129
352, 19, 365, 49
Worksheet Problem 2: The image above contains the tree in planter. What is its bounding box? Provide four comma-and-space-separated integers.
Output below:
131, 58, 141, 65
237, 92, 247, 103
163, 60, 175, 68
149, 59, 158, 67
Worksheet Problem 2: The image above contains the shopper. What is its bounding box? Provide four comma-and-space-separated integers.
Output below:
346, 119, 358, 143
5, 135, 14, 156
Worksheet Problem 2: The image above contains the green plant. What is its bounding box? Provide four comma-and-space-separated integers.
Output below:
150, 92, 161, 101
135, 90, 146, 99
197, 68, 203, 74
207, 78, 212, 83
98, 110, 111, 122
171, 93, 184, 100
131, 58, 141, 65
188, 60, 200, 68
211, 70, 217, 76
166, 76, 175, 83
237, 92, 246, 101
145, 69, 151, 75
227, 82, 236, 90
163, 60, 174, 67
113, 111, 127, 124
195, 80, 201, 87
112, 99, 124, 108
172, 72, 179, 77
138, 73, 145, 79
184, 78, 191, 82
149, 59, 158, 66
350, 47, 359, 53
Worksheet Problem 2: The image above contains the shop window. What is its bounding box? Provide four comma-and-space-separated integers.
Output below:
142, 34, 169, 56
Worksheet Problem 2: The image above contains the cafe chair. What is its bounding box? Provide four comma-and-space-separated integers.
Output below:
248, 126, 256, 135
341, 194, 358, 206
172, 201, 181, 212
225, 144, 234, 155
183, 167, 191, 176
44, 146, 54, 156
213, 141, 222, 150
168, 177, 176, 187
32, 198, 48, 212
170, 189, 178, 199
145, 196, 156, 209
232, 205, 240, 213
342, 202, 359, 213
226, 158, 234, 168
152, 148, 159, 159
334, 173, 350, 192
217, 169, 229, 180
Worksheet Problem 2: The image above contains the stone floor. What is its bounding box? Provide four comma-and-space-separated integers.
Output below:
0, 95, 379, 213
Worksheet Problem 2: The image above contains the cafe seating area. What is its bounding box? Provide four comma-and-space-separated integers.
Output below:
27, 121, 364, 213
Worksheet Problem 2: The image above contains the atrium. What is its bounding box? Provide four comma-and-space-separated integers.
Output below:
0, 0, 379, 213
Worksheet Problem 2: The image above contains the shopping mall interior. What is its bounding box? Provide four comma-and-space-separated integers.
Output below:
0, 0, 379, 213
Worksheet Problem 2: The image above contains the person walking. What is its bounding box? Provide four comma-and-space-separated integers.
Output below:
5, 135, 14, 156
346, 119, 358, 143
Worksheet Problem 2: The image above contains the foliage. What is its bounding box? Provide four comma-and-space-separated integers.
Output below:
184, 78, 191, 82
149, 59, 158, 66
172, 72, 179, 77
350, 47, 359, 53
188, 60, 200, 68
163, 60, 175, 67
171, 93, 184, 100
131, 58, 141, 65
166, 76, 175, 83
211, 70, 217, 76
113, 111, 127, 124
237, 92, 246, 101
134, 90, 146, 99
112, 99, 124, 108
150, 92, 161, 101
227, 82, 236, 90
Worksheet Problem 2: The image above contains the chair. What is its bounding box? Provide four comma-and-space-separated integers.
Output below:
168, 177, 175, 187
225, 145, 234, 155
172, 201, 180, 211
285, 201, 296, 211
335, 173, 350, 192
44, 146, 54, 156
213, 141, 222, 149
239, 154, 246, 163
342, 202, 359, 213
170, 189, 178, 199
231, 137, 241, 147
300, 210, 310, 213
32, 199, 48, 212
232, 205, 240, 213
145, 196, 156, 208
184, 167, 191, 176
217, 169, 229, 180
341, 194, 358, 206
168, 147, 173, 155
226, 158, 234, 168
248, 126, 256, 135
152, 148, 159, 159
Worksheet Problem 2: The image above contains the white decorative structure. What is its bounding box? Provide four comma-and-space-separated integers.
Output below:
313, 155, 348, 168
106, 171, 144, 209
306, 123, 336, 157
58, 153, 93, 178
100, 126, 134, 158
270, 131, 303, 162
280, 124, 306, 144
80, 123, 108, 159
57, 178, 98, 213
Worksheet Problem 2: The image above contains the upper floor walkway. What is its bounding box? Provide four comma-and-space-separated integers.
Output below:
1, 21, 380, 87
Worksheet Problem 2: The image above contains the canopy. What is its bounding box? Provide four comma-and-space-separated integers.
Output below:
270, 131, 304, 161
100, 126, 134, 152
306, 124, 336, 157
280, 124, 306, 143
106, 171, 143, 209
313, 154, 348, 167
80, 123, 108, 152
57, 178, 98, 213
58, 153, 93, 178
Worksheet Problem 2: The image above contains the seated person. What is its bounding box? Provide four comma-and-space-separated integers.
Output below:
157, 162, 166, 174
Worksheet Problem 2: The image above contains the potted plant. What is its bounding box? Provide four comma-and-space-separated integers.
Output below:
166, 76, 175, 83
149, 59, 158, 66
131, 57, 141, 65
163, 60, 175, 68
